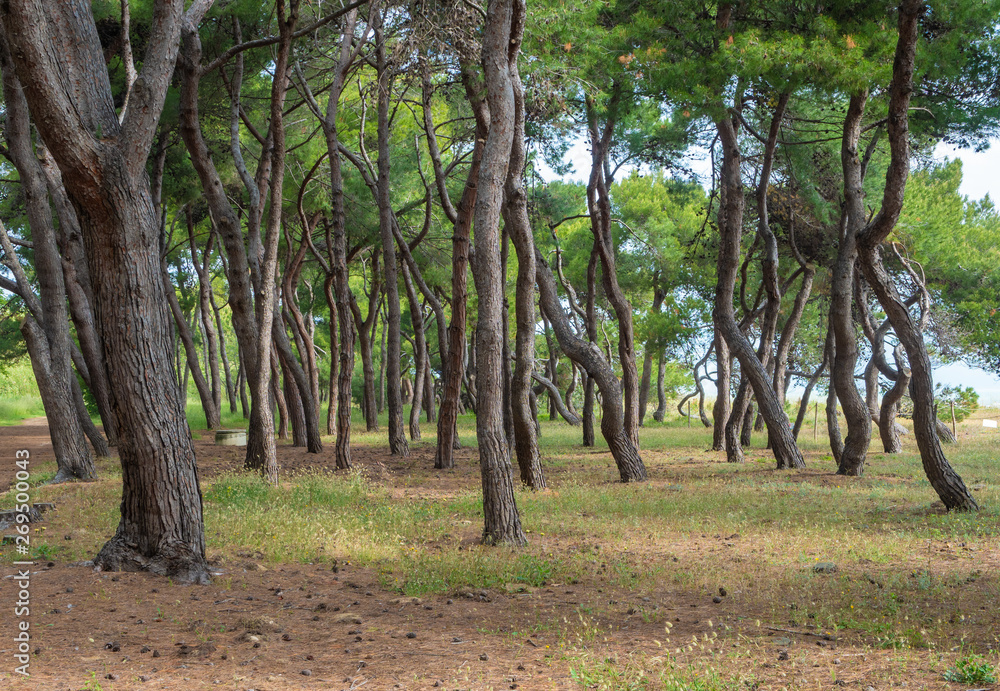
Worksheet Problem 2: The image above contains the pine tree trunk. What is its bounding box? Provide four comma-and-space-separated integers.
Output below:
504, 50, 544, 490
714, 115, 803, 470
831, 93, 873, 477
537, 250, 648, 481
711, 328, 730, 450
473, 0, 528, 544
653, 352, 667, 422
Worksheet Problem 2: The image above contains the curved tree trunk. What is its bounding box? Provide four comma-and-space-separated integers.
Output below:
531, 373, 581, 426
586, 87, 640, 449
879, 345, 908, 453
178, 14, 277, 483
855, 0, 976, 511
504, 49, 543, 489
714, 102, 803, 470
537, 249, 647, 482
831, 93, 873, 477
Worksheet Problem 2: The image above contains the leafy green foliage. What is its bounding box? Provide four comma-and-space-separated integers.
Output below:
942, 654, 997, 684
935, 384, 979, 423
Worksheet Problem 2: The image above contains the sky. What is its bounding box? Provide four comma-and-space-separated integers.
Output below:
537, 138, 1000, 405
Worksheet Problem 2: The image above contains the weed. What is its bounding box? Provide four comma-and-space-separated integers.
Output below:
942, 654, 997, 684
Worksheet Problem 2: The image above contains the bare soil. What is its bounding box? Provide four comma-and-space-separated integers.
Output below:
0, 420, 997, 691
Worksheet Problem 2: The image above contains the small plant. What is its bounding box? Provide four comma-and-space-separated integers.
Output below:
942, 654, 996, 684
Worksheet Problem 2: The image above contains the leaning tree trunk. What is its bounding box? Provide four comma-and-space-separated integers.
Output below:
472, 0, 528, 545
531, 373, 581, 425
879, 345, 909, 453
714, 114, 804, 470
586, 87, 640, 449
178, 13, 277, 481
855, 0, 976, 511
20, 318, 97, 481
537, 249, 647, 481
0, 58, 97, 481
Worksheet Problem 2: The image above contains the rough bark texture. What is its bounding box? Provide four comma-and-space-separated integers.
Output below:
503, 31, 544, 490
0, 50, 97, 481
832, 93, 872, 477
373, 13, 408, 456
714, 111, 803, 469
1, 0, 211, 582
178, 10, 276, 483
855, 0, 976, 511
435, 59, 487, 469
711, 327, 730, 450
537, 250, 648, 482
472, 0, 527, 545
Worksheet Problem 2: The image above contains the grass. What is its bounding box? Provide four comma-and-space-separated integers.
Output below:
2, 398, 999, 687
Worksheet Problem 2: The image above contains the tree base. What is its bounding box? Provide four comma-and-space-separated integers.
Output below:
94, 535, 211, 585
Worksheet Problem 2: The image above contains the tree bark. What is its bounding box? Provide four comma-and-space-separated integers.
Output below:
714, 113, 804, 470
472, 0, 527, 544
0, 51, 98, 481
854, 0, 976, 511
1, 0, 212, 582
434, 60, 486, 468
537, 250, 647, 481
187, 210, 222, 426
531, 373, 580, 425
178, 10, 277, 482
831, 93, 873, 476
585, 86, 640, 449
711, 327, 730, 450
653, 351, 667, 422
351, 268, 382, 433
639, 286, 664, 426
402, 263, 425, 441
503, 35, 543, 490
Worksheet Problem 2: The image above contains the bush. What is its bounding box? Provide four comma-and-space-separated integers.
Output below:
935, 384, 979, 423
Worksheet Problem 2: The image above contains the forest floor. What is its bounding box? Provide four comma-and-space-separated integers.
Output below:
0, 413, 998, 691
